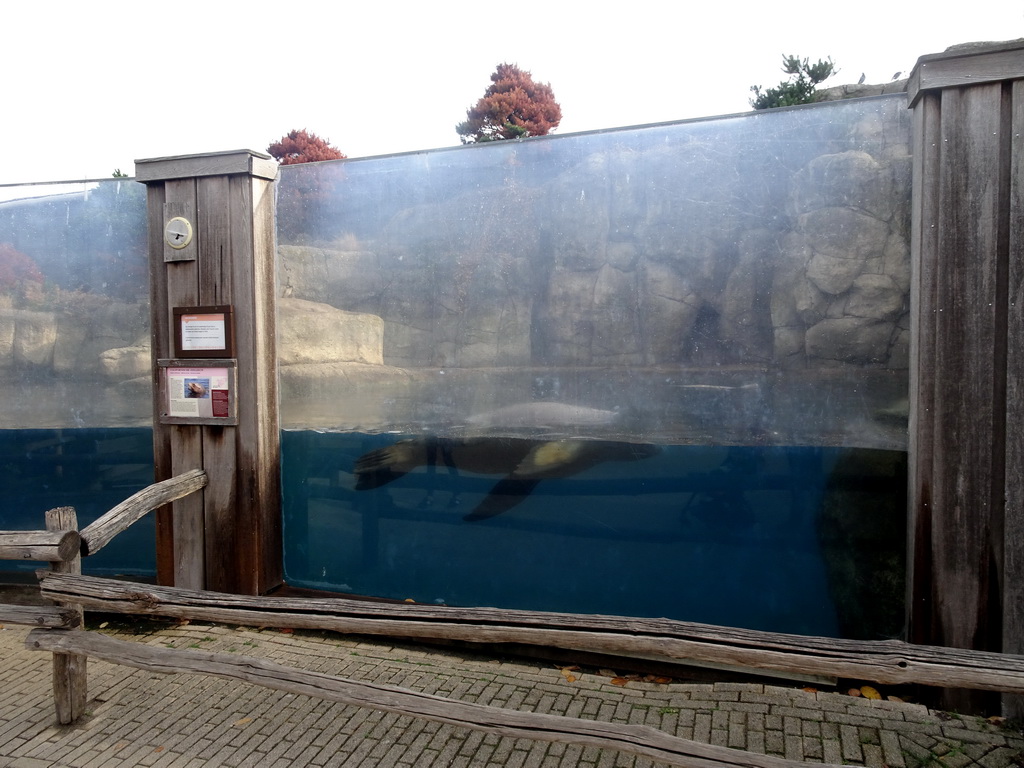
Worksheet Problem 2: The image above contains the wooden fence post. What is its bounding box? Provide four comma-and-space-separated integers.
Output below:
135, 151, 281, 595
906, 40, 1024, 714
45, 506, 86, 724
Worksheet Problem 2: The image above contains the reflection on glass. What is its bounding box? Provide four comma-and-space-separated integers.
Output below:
277, 95, 911, 637
0, 180, 154, 576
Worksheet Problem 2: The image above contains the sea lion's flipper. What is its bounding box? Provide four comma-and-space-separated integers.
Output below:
354, 453, 406, 490
462, 439, 661, 520
463, 478, 542, 521
353, 440, 424, 490
463, 440, 599, 521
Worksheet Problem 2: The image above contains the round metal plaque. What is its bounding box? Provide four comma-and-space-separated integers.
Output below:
164, 216, 194, 250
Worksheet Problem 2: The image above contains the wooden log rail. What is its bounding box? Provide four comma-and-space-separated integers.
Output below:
0, 520, 81, 629
0, 530, 81, 562
0, 604, 81, 628
0, 507, 88, 723
0, 471, 207, 724
0, 470, 207, 631
78, 468, 207, 556
26, 628, 829, 768
0, 470, 206, 564
38, 572, 1024, 695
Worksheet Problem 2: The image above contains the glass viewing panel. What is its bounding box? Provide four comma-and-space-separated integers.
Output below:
278, 95, 911, 639
0, 180, 155, 577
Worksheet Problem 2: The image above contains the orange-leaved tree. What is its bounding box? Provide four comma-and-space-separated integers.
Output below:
0, 243, 43, 304
456, 63, 562, 144
268, 130, 347, 243
267, 129, 346, 165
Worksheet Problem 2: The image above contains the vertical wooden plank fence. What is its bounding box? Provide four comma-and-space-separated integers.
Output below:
136, 151, 281, 595
1006, 76, 1024, 706
907, 40, 1024, 715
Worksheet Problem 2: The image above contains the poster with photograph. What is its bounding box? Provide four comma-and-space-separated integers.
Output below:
165, 367, 231, 419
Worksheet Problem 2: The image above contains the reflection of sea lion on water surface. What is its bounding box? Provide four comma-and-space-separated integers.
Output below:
463, 402, 623, 431
354, 435, 659, 521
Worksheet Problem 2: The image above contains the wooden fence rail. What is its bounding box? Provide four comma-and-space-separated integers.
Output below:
0, 604, 80, 628
0, 468, 842, 767
0, 471, 207, 724
37, 572, 1024, 695
0, 512, 83, 631
7, 465, 1024, 766
79, 468, 207, 556
26, 627, 829, 768
0, 530, 81, 563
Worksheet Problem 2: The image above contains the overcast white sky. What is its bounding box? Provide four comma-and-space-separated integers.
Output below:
2, 1, 1022, 185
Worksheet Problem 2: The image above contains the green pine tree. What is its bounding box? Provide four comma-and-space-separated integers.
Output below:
750, 55, 837, 110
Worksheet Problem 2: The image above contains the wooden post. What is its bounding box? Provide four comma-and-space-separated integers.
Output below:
906, 40, 1024, 714
45, 506, 86, 724
136, 151, 281, 595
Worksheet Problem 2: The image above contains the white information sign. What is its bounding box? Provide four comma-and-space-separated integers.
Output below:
180, 313, 227, 352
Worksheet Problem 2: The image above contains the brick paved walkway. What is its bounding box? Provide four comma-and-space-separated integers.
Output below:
2, 617, 1023, 768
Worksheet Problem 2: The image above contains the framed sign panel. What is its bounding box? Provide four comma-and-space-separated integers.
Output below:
158, 359, 238, 425
173, 306, 234, 358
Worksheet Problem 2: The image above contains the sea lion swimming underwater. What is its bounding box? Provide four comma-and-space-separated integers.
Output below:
354, 434, 659, 521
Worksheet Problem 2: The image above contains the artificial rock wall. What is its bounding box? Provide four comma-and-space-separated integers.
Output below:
0, 96, 911, 443
278, 99, 911, 376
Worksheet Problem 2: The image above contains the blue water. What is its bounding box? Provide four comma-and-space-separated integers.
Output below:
0, 428, 156, 577
2, 427, 905, 640
282, 431, 907, 638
